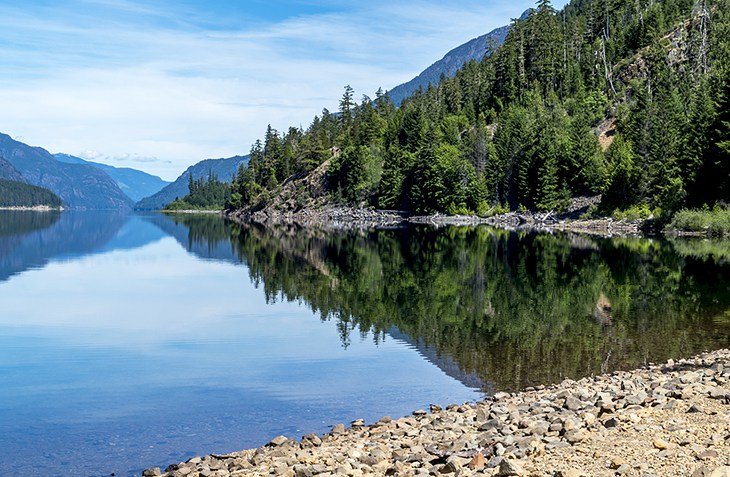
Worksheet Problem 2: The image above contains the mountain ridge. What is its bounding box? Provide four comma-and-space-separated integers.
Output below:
54, 153, 170, 202
0, 133, 132, 210
387, 10, 530, 105
135, 155, 249, 210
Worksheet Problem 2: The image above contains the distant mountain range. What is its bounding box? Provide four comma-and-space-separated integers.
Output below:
135, 155, 249, 210
0, 133, 132, 210
387, 11, 530, 105
54, 153, 170, 203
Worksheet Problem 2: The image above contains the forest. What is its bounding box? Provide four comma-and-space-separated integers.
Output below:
0, 179, 61, 208
164, 171, 231, 211
229, 0, 729, 226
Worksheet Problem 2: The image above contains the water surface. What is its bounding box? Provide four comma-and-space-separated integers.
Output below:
0, 211, 728, 476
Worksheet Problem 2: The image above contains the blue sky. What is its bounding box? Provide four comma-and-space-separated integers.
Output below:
0, 0, 567, 180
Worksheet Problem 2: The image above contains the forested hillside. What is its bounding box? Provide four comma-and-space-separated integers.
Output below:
164, 172, 231, 211
136, 155, 248, 210
231, 0, 729, 221
0, 179, 61, 208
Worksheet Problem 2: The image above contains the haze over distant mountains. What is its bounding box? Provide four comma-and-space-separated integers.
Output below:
0, 133, 131, 210
134, 156, 249, 210
387, 11, 529, 105
54, 153, 170, 203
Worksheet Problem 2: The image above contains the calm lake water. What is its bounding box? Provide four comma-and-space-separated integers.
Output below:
0, 211, 728, 476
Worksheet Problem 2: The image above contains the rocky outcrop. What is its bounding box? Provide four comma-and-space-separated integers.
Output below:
145, 349, 730, 476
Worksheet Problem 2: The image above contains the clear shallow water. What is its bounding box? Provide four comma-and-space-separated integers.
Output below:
0, 211, 728, 476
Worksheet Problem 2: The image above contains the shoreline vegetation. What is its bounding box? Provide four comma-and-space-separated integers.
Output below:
144, 349, 730, 477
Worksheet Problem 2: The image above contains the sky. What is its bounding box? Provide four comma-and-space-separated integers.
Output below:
0, 0, 567, 181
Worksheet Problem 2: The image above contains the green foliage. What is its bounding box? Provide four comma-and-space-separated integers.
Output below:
0, 179, 61, 208
668, 206, 730, 236
164, 171, 230, 210
232, 0, 728, 219
611, 204, 654, 221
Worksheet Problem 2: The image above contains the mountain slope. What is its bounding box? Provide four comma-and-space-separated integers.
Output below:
387, 13, 529, 105
0, 179, 62, 208
0, 157, 25, 182
0, 134, 132, 210
135, 155, 249, 210
54, 153, 170, 202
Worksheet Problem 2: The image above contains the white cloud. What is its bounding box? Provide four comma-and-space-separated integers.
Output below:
0, 0, 564, 181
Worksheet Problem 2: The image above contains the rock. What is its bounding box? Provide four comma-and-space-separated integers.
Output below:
699, 450, 720, 460
653, 438, 670, 450
688, 404, 706, 414
479, 419, 501, 431
553, 470, 586, 477
268, 435, 289, 447
468, 452, 486, 470
413, 409, 427, 417
565, 430, 588, 444
331, 423, 346, 435
350, 418, 365, 427
616, 464, 631, 475
710, 468, 730, 477
142, 468, 161, 477
610, 457, 627, 469
302, 433, 322, 447
564, 396, 583, 411
603, 417, 619, 428
497, 459, 524, 476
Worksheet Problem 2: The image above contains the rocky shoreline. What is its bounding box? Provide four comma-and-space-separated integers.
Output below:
224, 205, 644, 236
223, 195, 648, 236
144, 349, 730, 477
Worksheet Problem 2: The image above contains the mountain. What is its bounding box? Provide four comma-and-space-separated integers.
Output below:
0, 133, 132, 210
135, 155, 249, 210
0, 179, 62, 208
388, 26, 508, 105
54, 154, 170, 202
0, 157, 25, 182
387, 15, 526, 105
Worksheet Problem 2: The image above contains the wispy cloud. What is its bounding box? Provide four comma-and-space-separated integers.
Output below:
0, 0, 564, 181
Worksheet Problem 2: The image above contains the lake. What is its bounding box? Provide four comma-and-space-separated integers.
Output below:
0, 211, 728, 476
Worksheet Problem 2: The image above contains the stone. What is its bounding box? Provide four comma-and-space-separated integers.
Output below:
142, 468, 162, 477
603, 417, 619, 428
479, 419, 501, 431
331, 423, 346, 435
616, 464, 631, 475
268, 435, 289, 447
699, 450, 720, 460
468, 452, 486, 470
564, 396, 583, 411
710, 468, 730, 477
553, 470, 586, 477
688, 404, 706, 414
653, 438, 670, 450
497, 459, 524, 476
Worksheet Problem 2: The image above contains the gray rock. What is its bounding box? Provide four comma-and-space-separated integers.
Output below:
497, 459, 524, 476
268, 435, 289, 447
